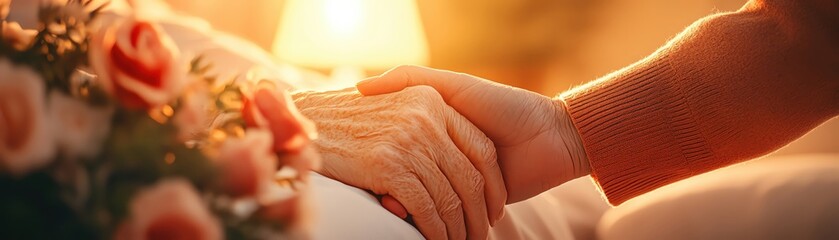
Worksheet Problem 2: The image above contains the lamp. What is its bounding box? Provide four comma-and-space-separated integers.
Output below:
272, 0, 429, 86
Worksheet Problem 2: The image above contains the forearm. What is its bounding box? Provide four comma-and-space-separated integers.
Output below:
559, 0, 839, 205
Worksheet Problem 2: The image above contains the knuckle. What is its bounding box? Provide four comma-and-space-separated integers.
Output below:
467, 131, 498, 168
440, 198, 463, 222
372, 144, 402, 159
370, 145, 409, 174
401, 109, 439, 130
468, 171, 485, 193
479, 141, 499, 168
465, 170, 486, 203
479, 135, 496, 156
392, 65, 418, 84
394, 133, 417, 147
404, 85, 444, 104
402, 108, 427, 120
409, 85, 435, 95
414, 197, 437, 216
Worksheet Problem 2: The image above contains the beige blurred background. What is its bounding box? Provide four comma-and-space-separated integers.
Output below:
164, 0, 746, 94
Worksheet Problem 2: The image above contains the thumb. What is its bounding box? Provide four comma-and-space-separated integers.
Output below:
356, 65, 478, 102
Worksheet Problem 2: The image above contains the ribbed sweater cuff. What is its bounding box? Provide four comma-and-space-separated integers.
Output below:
562, 56, 713, 205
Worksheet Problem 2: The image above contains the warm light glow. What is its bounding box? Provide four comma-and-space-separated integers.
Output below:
272, 0, 429, 70
324, 0, 364, 35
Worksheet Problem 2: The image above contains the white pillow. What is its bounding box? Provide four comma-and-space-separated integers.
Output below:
597, 153, 839, 240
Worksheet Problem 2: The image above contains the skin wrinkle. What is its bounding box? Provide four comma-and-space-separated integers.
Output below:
502, 92, 556, 148
447, 78, 481, 107
549, 100, 575, 175
507, 100, 556, 148
490, 89, 523, 144
401, 67, 416, 90
553, 100, 589, 177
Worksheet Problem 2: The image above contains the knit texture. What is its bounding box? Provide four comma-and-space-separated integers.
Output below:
562, 0, 838, 205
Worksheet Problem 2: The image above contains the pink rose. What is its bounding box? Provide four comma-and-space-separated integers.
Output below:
216, 129, 277, 198
116, 178, 221, 240
49, 91, 113, 159
0, 59, 55, 176
89, 17, 185, 109
2, 21, 37, 51
241, 86, 316, 153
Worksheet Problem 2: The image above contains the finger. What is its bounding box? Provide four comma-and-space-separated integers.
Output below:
442, 105, 507, 226
380, 195, 409, 219
377, 146, 465, 240
386, 176, 448, 240
432, 138, 491, 240
415, 157, 468, 240
356, 65, 480, 100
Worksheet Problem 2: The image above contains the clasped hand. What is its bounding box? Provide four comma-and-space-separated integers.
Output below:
293, 66, 589, 239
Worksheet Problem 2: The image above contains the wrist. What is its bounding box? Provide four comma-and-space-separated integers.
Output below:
551, 98, 590, 178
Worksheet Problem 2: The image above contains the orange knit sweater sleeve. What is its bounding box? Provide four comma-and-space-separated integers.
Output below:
561, 0, 839, 205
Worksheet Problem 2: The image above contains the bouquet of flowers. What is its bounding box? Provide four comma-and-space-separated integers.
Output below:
0, 1, 320, 239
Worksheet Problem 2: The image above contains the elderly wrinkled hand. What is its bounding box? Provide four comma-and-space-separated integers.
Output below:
292, 87, 506, 240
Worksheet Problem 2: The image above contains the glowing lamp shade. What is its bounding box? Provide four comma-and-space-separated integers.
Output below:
272, 0, 429, 71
